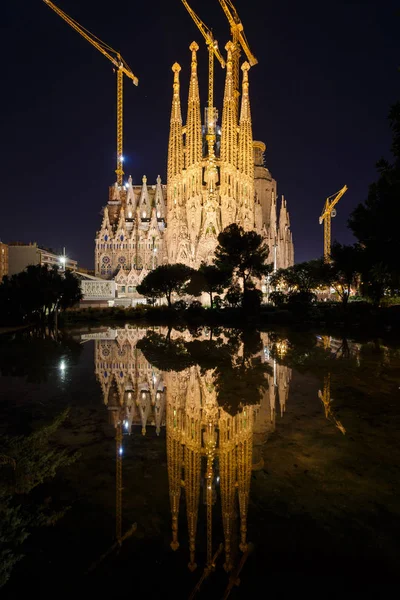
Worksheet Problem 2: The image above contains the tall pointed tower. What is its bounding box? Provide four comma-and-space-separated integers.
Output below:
166, 62, 191, 264
238, 62, 254, 231
185, 42, 203, 256
164, 39, 295, 271
95, 27, 294, 287
220, 41, 238, 230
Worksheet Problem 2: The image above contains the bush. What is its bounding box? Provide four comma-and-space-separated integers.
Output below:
174, 300, 188, 311
242, 288, 262, 314
269, 290, 286, 307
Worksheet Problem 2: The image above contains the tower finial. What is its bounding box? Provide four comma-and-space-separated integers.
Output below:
185, 41, 202, 174
167, 63, 184, 186
189, 40, 199, 64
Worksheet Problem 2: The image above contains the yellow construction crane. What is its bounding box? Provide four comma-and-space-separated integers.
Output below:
43, 0, 138, 186
319, 185, 348, 260
181, 1, 225, 147
217, 0, 257, 111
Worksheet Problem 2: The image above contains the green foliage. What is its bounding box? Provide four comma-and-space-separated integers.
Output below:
0, 265, 82, 326
269, 290, 286, 307
214, 223, 271, 305
185, 263, 231, 307
322, 243, 362, 306
242, 288, 262, 314
271, 259, 326, 295
225, 284, 242, 307
348, 102, 400, 304
137, 263, 194, 306
0, 411, 78, 587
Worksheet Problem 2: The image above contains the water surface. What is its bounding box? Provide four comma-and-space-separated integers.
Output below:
1, 326, 399, 597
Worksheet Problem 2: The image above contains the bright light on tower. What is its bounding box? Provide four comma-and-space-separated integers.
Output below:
120, 155, 125, 162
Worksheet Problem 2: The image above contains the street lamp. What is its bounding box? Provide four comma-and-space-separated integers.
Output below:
59, 247, 67, 272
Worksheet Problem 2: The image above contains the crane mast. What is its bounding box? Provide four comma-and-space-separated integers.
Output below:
43, 0, 138, 186
181, 1, 225, 161
217, 0, 257, 117
319, 185, 348, 260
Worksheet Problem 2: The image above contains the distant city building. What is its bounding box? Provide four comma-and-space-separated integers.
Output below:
0, 242, 8, 281
8, 242, 77, 276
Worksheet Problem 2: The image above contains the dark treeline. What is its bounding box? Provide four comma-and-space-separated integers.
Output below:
0, 265, 82, 326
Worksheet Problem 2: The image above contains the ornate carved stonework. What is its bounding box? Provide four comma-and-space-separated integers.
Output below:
94, 42, 294, 280
81, 279, 116, 299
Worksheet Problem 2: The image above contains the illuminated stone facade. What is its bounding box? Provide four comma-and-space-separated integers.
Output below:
94, 42, 294, 281
166, 43, 294, 269
0, 242, 8, 281
94, 175, 167, 280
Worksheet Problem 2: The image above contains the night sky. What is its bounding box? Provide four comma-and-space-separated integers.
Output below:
2, 0, 399, 267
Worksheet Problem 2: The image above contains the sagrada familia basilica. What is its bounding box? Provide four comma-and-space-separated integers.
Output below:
94, 39, 294, 294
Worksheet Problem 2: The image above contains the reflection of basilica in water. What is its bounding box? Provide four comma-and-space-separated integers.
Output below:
82, 326, 292, 575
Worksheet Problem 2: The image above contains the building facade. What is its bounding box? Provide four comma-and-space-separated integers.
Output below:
8, 243, 77, 276
0, 242, 8, 281
94, 41, 294, 288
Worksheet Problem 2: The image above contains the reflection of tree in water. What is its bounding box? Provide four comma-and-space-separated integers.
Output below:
90, 325, 291, 590
0, 328, 83, 383
137, 328, 272, 416
266, 331, 400, 437
0, 410, 78, 588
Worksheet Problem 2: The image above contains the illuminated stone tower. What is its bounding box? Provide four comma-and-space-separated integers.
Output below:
94, 39, 294, 287
166, 41, 295, 269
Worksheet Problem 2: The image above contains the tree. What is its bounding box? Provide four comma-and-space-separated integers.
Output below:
271, 259, 326, 295
185, 263, 231, 307
323, 243, 362, 307
137, 263, 194, 307
59, 270, 83, 311
0, 265, 82, 325
214, 224, 271, 306
348, 102, 400, 304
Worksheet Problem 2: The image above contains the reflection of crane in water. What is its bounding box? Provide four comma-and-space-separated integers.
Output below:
318, 374, 346, 435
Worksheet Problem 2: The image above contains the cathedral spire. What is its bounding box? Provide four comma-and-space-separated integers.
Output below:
220, 41, 237, 171
154, 174, 166, 221
138, 175, 150, 220
167, 63, 184, 190
238, 62, 253, 180
238, 62, 254, 230
185, 42, 202, 173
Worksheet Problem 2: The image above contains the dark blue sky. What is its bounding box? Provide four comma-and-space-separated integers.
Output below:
1, 0, 399, 267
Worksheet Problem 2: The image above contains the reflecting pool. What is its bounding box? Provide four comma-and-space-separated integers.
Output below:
0, 326, 399, 597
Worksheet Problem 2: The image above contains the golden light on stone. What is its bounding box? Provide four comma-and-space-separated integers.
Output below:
94, 39, 294, 282
92, 327, 294, 574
